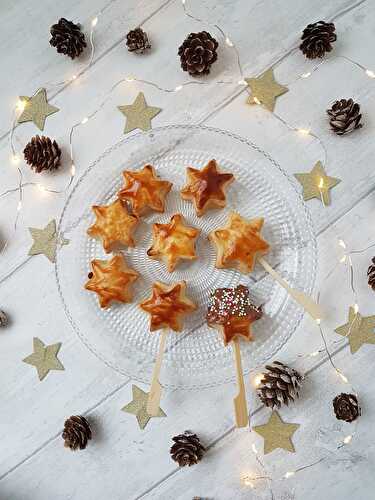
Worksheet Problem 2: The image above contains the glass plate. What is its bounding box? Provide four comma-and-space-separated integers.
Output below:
55, 125, 317, 389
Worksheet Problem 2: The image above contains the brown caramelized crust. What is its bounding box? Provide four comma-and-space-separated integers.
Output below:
209, 212, 270, 274
147, 214, 200, 272
180, 159, 234, 217
207, 285, 262, 345
139, 281, 197, 332
87, 199, 138, 253
85, 255, 139, 308
117, 164, 173, 216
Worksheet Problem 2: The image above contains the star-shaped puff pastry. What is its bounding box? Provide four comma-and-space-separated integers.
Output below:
117, 165, 173, 216
209, 212, 270, 274
180, 159, 234, 217
87, 199, 138, 253
85, 255, 139, 308
139, 281, 197, 332
147, 214, 200, 272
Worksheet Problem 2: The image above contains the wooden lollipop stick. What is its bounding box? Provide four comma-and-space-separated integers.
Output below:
233, 338, 249, 428
147, 329, 168, 416
258, 256, 323, 321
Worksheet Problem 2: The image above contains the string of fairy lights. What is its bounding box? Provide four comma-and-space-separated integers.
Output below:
1, 0, 374, 493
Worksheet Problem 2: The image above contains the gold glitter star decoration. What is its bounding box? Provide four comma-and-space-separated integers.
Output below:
17, 88, 59, 131
294, 161, 341, 205
118, 92, 161, 134
23, 337, 64, 381
335, 307, 375, 354
246, 68, 288, 112
28, 219, 69, 263
253, 411, 300, 455
121, 385, 166, 430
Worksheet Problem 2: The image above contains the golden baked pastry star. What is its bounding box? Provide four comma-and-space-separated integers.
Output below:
209, 212, 270, 274
140, 281, 197, 332
180, 159, 234, 217
87, 199, 138, 253
206, 285, 263, 345
85, 255, 139, 308
147, 214, 200, 272
118, 164, 173, 216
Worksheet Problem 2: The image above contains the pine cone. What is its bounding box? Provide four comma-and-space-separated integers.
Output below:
300, 21, 336, 59
257, 361, 303, 409
62, 415, 92, 450
367, 257, 375, 290
24, 135, 62, 174
327, 98, 363, 135
333, 393, 360, 422
0, 310, 8, 327
50, 18, 86, 59
178, 31, 218, 77
170, 431, 205, 467
126, 28, 151, 54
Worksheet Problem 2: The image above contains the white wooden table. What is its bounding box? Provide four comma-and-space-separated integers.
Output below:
1, 1, 374, 498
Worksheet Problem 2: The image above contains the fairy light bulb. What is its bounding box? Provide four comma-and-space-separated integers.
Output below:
310, 351, 319, 357
16, 99, 26, 112
91, 16, 98, 27
343, 435, 352, 444
71, 74, 77, 81
81, 117, 89, 124
340, 255, 347, 263
337, 370, 348, 384
238, 79, 247, 85
225, 36, 234, 47
251, 443, 258, 454
365, 69, 375, 78
298, 128, 310, 135
284, 471, 295, 479
175, 85, 183, 92
353, 303, 359, 314
316, 318, 321, 325
253, 96, 261, 105
71, 163, 76, 176
318, 177, 324, 189
12, 154, 20, 164
338, 239, 347, 249
17, 200, 22, 211
126, 76, 135, 82
301, 72, 311, 78
242, 475, 254, 487
253, 373, 264, 387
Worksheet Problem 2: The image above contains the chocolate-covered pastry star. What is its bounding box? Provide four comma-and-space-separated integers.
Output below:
147, 214, 200, 272
85, 255, 139, 308
180, 159, 234, 217
87, 199, 138, 253
140, 281, 196, 332
117, 164, 172, 216
207, 285, 262, 345
209, 212, 270, 274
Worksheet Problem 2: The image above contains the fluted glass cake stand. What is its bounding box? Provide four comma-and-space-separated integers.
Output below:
55, 125, 317, 389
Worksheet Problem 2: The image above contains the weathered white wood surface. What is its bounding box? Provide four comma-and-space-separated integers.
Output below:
1, 0, 374, 499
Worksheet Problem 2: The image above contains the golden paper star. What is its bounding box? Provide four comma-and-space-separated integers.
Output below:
121, 385, 166, 429
246, 68, 288, 111
23, 337, 64, 381
253, 411, 300, 455
335, 307, 375, 354
118, 92, 161, 133
294, 161, 341, 205
17, 88, 59, 131
28, 219, 68, 263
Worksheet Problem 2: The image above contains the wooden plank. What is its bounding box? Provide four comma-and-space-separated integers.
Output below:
0, 0, 172, 139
